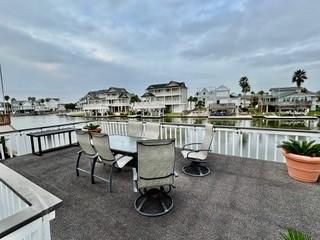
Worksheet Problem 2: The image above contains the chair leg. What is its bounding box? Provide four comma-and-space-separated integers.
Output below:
76, 152, 82, 177
91, 157, 98, 184
108, 165, 114, 193
182, 161, 211, 177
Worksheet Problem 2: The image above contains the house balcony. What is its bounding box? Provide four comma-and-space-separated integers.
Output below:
1, 121, 320, 239
264, 101, 313, 107
83, 102, 131, 110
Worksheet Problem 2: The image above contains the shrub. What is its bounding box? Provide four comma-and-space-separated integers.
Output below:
281, 139, 320, 157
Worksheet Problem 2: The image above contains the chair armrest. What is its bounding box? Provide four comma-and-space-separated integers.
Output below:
174, 171, 179, 177
182, 143, 202, 150
77, 150, 83, 154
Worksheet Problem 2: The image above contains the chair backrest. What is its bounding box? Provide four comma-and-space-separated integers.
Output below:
91, 133, 114, 162
137, 139, 175, 189
127, 121, 143, 138
200, 124, 214, 158
141, 122, 160, 139
76, 130, 96, 156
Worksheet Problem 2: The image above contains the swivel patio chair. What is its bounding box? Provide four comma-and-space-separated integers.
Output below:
133, 139, 177, 217
127, 121, 143, 138
181, 123, 214, 177
75, 130, 98, 180
91, 133, 133, 192
141, 122, 160, 139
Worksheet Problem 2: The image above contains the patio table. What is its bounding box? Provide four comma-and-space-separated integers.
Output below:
109, 135, 139, 159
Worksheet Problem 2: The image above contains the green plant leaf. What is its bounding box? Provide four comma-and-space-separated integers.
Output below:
280, 228, 312, 240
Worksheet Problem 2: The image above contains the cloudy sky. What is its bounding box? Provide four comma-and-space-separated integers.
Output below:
0, 0, 319, 102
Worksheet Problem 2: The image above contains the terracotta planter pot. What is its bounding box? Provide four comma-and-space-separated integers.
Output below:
88, 128, 102, 134
282, 149, 320, 183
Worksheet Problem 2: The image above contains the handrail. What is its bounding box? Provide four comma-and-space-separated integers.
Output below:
0, 120, 93, 135
101, 120, 320, 134
0, 164, 63, 238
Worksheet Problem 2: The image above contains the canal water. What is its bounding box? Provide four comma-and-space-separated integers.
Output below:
11, 115, 320, 131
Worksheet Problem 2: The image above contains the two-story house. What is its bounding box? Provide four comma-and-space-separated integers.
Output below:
80, 87, 133, 115
195, 85, 240, 114
133, 81, 188, 114
262, 87, 317, 112
195, 85, 232, 106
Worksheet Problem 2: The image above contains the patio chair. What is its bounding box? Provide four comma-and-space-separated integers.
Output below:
181, 123, 214, 177
91, 133, 133, 192
141, 122, 160, 139
75, 130, 98, 181
127, 121, 143, 138
133, 139, 177, 217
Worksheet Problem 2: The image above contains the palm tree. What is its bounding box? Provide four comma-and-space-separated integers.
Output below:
292, 69, 307, 93
4, 95, 10, 113
239, 76, 251, 108
188, 96, 198, 110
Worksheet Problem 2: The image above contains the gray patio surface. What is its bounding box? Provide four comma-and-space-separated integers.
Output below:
3, 147, 320, 240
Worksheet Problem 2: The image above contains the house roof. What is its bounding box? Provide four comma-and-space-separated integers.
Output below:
269, 87, 298, 92
105, 87, 128, 94
146, 81, 187, 90
141, 92, 156, 98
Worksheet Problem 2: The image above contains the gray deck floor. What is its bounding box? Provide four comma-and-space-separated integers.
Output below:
4, 147, 320, 240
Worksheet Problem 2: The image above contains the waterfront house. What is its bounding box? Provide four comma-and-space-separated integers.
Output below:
196, 85, 241, 114
262, 87, 317, 113
11, 100, 35, 113
134, 81, 188, 114
195, 85, 231, 107
80, 87, 133, 115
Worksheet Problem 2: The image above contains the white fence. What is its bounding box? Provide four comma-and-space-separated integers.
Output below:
0, 181, 28, 221
100, 121, 320, 162
0, 121, 89, 160
0, 120, 319, 162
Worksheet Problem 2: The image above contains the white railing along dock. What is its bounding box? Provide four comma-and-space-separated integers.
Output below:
0, 121, 90, 160
100, 121, 320, 162
0, 120, 319, 162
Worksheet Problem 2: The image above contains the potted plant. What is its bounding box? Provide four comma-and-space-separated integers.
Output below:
83, 123, 102, 133
281, 139, 320, 182
280, 228, 312, 240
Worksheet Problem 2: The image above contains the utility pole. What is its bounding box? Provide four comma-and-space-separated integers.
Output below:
0, 64, 6, 114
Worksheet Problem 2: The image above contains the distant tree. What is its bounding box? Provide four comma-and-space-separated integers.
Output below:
11, 98, 16, 102
292, 69, 307, 93
239, 76, 251, 108
301, 87, 308, 93
45, 98, 50, 102
317, 91, 320, 101
4, 95, 10, 101
65, 103, 76, 110
28, 97, 36, 102
130, 95, 141, 104
257, 90, 264, 96
195, 100, 205, 111
40, 98, 45, 104
188, 96, 198, 110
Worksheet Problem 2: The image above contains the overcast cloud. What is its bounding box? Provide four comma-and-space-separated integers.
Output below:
0, 0, 319, 102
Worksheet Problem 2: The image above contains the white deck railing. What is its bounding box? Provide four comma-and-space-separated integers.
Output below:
0, 164, 62, 240
100, 121, 320, 162
0, 121, 90, 160
0, 120, 319, 162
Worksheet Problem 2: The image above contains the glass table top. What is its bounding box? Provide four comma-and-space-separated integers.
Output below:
109, 135, 139, 154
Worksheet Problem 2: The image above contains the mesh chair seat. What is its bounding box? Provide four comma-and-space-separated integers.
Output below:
114, 154, 133, 168
181, 124, 214, 177
133, 139, 176, 217
91, 133, 133, 192
181, 150, 207, 161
